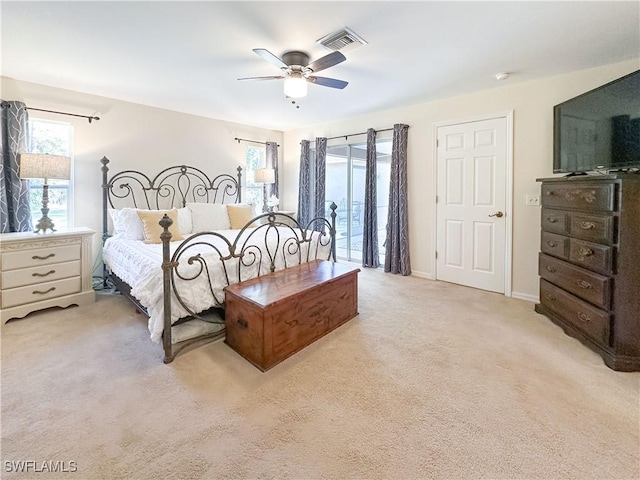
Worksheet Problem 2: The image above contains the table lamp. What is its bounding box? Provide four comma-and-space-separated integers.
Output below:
254, 167, 275, 212
19, 153, 71, 233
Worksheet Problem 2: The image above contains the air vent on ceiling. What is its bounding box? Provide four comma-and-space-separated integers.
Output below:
316, 27, 367, 52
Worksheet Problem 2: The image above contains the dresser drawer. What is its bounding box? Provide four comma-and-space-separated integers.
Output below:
569, 239, 614, 275
541, 183, 615, 211
569, 213, 615, 244
1, 260, 81, 289
1, 244, 80, 270
541, 209, 569, 235
2, 276, 81, 309
539, 254, 611, 309
541, 232, 570, 259
540, 279, 610, 345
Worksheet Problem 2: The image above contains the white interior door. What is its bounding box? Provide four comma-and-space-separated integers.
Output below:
436, 117, 508, 293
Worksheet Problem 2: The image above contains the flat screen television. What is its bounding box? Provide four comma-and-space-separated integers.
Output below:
553, 70, 640, 174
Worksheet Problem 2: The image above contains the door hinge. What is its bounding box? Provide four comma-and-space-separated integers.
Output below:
436, 138, 439, 148
435, 251, 438, 259
435, 195, 439, 203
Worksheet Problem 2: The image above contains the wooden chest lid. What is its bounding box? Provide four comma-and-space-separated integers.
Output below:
224, 260, 359, 308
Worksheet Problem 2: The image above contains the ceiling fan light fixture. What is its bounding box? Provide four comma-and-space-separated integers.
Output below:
284, 73, 307, 98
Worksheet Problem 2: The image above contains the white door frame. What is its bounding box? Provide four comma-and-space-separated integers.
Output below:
432, 111, 514, 297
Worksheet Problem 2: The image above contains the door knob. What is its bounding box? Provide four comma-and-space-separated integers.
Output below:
489, 211, 504, 218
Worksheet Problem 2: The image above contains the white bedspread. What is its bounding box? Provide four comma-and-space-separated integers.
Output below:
103, 228, 331, 342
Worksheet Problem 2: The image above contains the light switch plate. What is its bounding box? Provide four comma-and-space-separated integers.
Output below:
526, 194, 540, 206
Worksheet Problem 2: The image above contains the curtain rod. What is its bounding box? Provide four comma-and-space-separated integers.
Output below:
1, 102, 100, 123
304, 127, 398, 144
28, 107, 100, 123
234, 137, 280, 147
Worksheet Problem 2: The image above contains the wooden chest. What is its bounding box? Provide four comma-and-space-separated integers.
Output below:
224, 260, 360, 371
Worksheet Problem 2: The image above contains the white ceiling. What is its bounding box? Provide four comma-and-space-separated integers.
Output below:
2, 1, 639, 131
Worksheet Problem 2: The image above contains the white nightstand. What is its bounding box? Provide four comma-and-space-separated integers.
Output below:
0, 228, 95, 324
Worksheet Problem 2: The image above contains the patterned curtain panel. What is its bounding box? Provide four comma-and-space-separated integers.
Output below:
1, 101, 32, 233
313, 137, 327, 232
265, 141, 279, 200
362, 128, 379, 268
297, 140, 312, 228
385, 123, 411, 275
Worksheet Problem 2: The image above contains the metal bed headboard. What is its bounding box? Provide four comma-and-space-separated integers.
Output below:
101, 156, 242, 242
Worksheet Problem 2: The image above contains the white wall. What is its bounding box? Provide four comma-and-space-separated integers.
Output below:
281, 60, 639, 300
3, 60, 637, 297
1, 77, 283, 272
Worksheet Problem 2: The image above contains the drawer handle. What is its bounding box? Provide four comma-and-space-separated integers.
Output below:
32, 270, 56, 278
32, 253, 55, 261
577, 312, 592, 323
546, 240, 558, 248
547, 216, 558, 223
577, 280, 592, 289
32, 287, 56, 295
544, 292, 556, 302
580, 221, 596, 230
545, 265, 556, 273
578, 247, 594, 257
236, 318, 248, 329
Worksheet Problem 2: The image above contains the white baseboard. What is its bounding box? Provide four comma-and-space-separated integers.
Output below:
405, 274, 538, 302
411, 270, 434, 280
511, 291, 539, 303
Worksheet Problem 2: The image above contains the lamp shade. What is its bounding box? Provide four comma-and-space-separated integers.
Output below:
254, 168, 275, 184
283, 73, 308, 98
19, 153, 71, 180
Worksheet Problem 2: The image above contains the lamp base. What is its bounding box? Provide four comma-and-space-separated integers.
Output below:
33, 184, 56, 233
262, 184, 268, 213
34, 213, 56, 234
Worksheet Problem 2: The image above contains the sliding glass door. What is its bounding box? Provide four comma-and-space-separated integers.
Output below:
325, 139, 391, 263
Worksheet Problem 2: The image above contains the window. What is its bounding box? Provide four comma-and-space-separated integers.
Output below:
27, 119, 74, 229
244, 144, 266, 209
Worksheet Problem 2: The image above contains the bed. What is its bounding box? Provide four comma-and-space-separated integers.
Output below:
100, 157, 337, 363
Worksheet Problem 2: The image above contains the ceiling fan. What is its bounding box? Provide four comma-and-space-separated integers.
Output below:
238, 48, 348, 98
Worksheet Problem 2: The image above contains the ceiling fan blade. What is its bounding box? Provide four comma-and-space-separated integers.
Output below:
307, 76, 348, 89
307, 51, 346, 73
253, 48, 288, 70
238, 75, 286, 81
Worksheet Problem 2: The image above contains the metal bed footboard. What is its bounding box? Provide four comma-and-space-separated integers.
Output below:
159, 209, 337, 363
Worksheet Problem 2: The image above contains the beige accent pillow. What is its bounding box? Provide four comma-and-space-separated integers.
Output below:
226, 204, 256, 229
137, 209, 184, 244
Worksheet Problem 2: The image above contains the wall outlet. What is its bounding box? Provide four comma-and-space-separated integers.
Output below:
526, 194, 540, 206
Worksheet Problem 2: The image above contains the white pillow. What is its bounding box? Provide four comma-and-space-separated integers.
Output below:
187, 203, 231, 232
109, 207, 191, 239
108, 208, 145, 240
177, 207, 192, 236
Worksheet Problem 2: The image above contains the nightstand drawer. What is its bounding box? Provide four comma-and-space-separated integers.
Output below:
2, 244, 80, 270
1, 261, 81, 289
2, 276, 81, 309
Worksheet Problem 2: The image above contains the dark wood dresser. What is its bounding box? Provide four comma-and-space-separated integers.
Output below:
535, 174, 640, 371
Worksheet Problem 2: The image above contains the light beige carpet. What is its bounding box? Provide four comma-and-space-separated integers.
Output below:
1, 267, 638, 480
